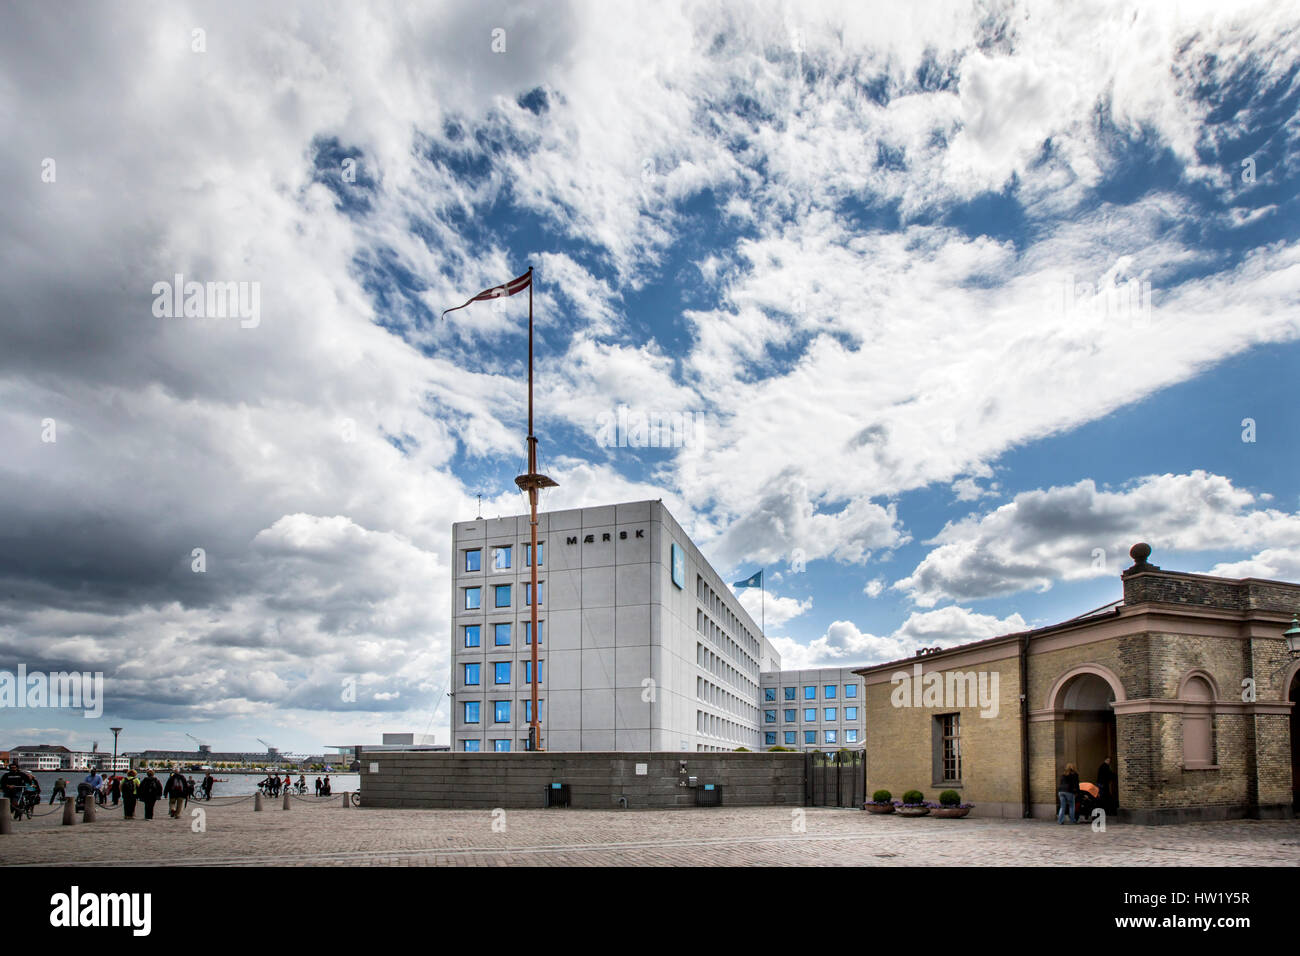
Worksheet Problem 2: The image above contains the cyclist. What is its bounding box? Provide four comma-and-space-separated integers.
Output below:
1, 762, 40, 816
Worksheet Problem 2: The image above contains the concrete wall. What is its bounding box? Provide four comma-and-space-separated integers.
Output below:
360, 750, 807, 809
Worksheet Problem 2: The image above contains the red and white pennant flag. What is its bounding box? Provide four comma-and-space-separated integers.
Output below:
441, 268, 531, 317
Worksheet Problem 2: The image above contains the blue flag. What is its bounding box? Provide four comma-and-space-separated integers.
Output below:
733, 570, 762, 589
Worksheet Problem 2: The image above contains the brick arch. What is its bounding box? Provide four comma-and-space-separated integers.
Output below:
1176, 668, 1221, 701
1045, 663, 1127, 712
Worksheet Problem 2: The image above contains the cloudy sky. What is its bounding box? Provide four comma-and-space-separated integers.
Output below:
2, 0, 1298, 755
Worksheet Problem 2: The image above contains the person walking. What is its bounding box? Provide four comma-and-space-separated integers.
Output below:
138, 769, 162, 820
314, 776, 322, 796
110, 775, 121, 806
322, 775, 331, 796
1057, 762, 1080, 825
50, 776, 67, 804
1096, 757, 1115, 814
121, 770, 139, 818
164, 767, 187, 818
202, 771, 214, 800
83, 769, 104, 806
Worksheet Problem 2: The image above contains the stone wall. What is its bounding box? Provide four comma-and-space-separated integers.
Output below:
360, 750, 808, 809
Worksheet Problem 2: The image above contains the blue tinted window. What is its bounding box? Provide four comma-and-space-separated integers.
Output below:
825, 708, 836, 721
463, 739, 480, 752
525, 543, 543, 566
525, 661, 544, 684
784, 686, 796, 700
463, 625, 480, 647
526, 582, 543, 605
524, 699, 544, 722
464, 701, 479, 723
495, 662, 510, 684
825, 730, 837, 744
825, 685, 836, 699
784, 709, 796, 722
804, 731, 816, 744
494, 623, 511, 645
464, 663, 480, 685
804, 686, 816, 700
764, 687, 776, 701
784, 731, 796, 745
493, 739, 511, 752
494, 700, 511, 723
525, 621, 543, 644
846, 707, 858, 721
494, 547, 511, 570
494, 585, 511, 607
804, 708, 816, 722
845, 684, 857, 698
764, 710, 776, 723
465, 587, 481, 610
846, 729, 858, 743
465, 549, 481, 572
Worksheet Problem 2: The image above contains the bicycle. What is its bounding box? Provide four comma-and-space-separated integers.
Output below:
9, 787, 38, 820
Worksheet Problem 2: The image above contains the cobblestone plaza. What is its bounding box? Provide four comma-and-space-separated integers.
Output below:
5, 800, 1299, 867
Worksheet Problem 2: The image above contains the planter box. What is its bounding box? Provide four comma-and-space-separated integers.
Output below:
897, 806, 930, 817
931, 807, 971, 818
865, 803, 895, 814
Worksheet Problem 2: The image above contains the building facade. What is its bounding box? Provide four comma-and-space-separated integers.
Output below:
855, 546, 1300, 824
759, 668, 865, 750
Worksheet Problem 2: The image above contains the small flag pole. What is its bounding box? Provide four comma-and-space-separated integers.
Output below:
761, 568, 765, 638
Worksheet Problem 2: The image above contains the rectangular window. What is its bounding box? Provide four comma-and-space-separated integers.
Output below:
765, 732, 776, 746
463, 663, 480, 685
784, 686, 796, 700
494, 584, 511, 607
824, 708, 836, 721
784, 709, 796, 722
493, 739, 511, 752
494, 662, 510, 684
463, 739, 480, 752
524, 661, 544, 684
846, 729, 858, 743
493, 546, 512, 570
463, 624, 480, 647
804, 731, 816, 744
825, 730, 837, 744
845, 707, 858, 721
494, 623, 511, 645
464, 549, 481, 572
764, 710, 776, 723
844, 684, 857, 698
784, 731, 796, 745
524, 621, 544, 645
804, 708, 816, 722
465, 587, 481, 610
764, 687, 776, 701
824, 684, 836, 699
463, 701, 480, 723
494, 700, 511, 723
524, 699, 544, 723
524, 543, 544, 566
938, 713, 961, 783
525, 582, 543, 605
804, 685, 816, 700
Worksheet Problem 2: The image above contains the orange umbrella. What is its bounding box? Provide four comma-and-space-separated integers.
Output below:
1079, 782, 1099, 797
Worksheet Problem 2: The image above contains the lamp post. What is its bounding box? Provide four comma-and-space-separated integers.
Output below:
1285, 616, 1300, 659
110, 727, 122, 773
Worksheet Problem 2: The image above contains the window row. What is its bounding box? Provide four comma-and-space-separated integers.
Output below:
765, 729, 858, 746
463, 582, 544, 610
764, 707, 857, 723
462, 544, 544, 572
461, 699, 544, 723
460, 661, 544, 686
461, 739, 524, 752
764, 683, 858, 702
462, 622, 543, 647
696, 574, 759, 660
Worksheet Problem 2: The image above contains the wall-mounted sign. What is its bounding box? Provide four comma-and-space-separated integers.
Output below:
671, 542, 685, 590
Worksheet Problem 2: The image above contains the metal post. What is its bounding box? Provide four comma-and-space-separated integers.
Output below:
528, 268, 540, 752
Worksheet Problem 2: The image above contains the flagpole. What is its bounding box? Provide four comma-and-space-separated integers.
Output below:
761, 568, 765, 638
526, 266, 541, 752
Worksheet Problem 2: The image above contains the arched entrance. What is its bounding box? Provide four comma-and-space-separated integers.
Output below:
1054, 672, 1119, 813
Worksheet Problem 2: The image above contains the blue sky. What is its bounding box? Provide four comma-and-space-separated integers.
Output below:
2, 1, 1299, 754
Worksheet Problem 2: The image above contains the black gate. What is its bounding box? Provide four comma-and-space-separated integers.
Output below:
806, 750, 864, 807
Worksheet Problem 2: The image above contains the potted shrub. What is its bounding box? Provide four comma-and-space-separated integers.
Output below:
932, 789, 974, 818
865, 789, 895, 813
897, 789, 931, 816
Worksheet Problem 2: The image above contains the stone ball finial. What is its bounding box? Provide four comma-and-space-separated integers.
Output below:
1130, 542, 1151, 563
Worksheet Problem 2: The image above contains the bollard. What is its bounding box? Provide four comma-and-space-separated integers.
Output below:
62, 799, 76, 826
0, 798, 9, 834
282, 792, 290, 811
83, 799, 96, 823
341, 791, 349, 808
254, 792, 263, 812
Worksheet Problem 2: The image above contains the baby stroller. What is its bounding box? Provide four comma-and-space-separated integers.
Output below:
75, 782, 96, 812
1076, 782, 1101, 821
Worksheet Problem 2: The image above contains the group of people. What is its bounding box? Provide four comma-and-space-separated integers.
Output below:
260, 772, 332, 796
1057, 757, 1118, 824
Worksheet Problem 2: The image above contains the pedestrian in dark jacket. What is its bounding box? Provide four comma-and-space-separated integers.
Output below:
314, 776, 322, 796
138, 770, 163, 819
1096, 757, 1116, 813
1057, 763, 1080, 824
121, 770, 139, 818
164, 768, 188, 817
110, 775, 121, 806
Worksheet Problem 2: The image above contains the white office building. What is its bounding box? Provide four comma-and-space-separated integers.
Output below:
451, 499, 864, 754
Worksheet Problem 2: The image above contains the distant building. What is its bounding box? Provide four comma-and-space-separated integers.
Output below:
10, 745, 69, 770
